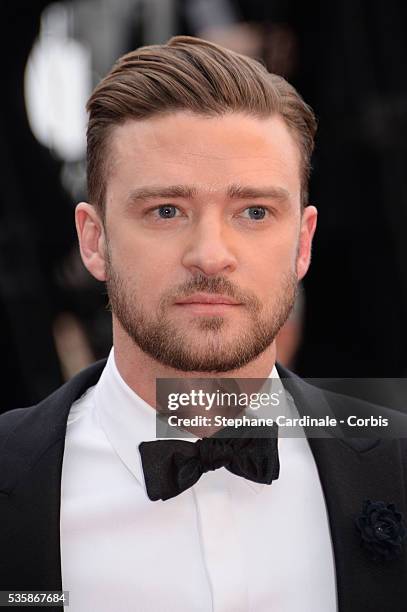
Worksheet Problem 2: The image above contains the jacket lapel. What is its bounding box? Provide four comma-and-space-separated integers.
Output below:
2, 360, 406, 612
277, 365, 407, 612
0, 360, 107, 608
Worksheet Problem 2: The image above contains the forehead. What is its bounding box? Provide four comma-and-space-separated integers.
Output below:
106, 111, 301, 201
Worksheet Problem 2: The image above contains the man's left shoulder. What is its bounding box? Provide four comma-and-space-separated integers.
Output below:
277, 363, 407, 444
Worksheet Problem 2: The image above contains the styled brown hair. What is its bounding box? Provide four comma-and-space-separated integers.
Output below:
86, 35, 317, 216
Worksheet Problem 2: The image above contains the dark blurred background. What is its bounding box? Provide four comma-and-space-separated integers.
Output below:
2, 0, 407, 412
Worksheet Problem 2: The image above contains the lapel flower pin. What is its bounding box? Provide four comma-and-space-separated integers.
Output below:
355, 499, 407, 561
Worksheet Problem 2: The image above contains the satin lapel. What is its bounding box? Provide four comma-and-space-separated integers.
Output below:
308, 436, 407, 612
276, 365, 407, 612
0, 438, 67, 611
0, 360, 107, 609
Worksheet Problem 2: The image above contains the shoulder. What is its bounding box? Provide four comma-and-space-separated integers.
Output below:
0, 359, 107, 493
0, 405, 31, 435
0, 359, 107, 443
276, 363, 407, 441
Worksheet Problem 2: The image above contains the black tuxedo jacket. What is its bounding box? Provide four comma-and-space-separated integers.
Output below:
1, 360, 407, 612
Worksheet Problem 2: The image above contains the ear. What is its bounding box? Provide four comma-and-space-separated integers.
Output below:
296, 205, 318, 280
75, 202, 107, 281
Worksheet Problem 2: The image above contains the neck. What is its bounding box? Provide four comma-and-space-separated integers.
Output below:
112, 321, 277, 410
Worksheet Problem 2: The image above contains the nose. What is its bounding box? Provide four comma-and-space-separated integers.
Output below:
181, 213, 238, 276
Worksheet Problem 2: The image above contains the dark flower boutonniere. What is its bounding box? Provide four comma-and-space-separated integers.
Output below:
355, 499, 407, 561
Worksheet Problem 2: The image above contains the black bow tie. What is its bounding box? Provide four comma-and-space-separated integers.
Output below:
139, 425, 280, 501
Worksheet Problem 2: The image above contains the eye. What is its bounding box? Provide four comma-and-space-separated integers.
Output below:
242, 206, 269, 221
150, 205, 180, 219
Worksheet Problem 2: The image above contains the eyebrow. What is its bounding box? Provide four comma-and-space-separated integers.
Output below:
228, 184, 290, 201
126, 183, 291, 205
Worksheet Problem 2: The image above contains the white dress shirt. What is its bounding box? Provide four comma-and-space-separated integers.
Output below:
60, 349, 337, 611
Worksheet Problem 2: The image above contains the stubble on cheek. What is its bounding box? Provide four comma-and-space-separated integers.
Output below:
103, 228, 299, 371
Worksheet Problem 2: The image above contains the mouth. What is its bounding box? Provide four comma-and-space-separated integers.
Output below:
175, 293, 241, 306
174, 293, 242, 315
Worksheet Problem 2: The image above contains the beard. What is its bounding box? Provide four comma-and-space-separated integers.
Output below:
105, 248, 298, 373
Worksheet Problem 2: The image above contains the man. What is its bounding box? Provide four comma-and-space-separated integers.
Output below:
1, 35, 407, 612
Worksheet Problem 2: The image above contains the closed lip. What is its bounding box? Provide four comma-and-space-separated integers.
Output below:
175, 293, 241, 305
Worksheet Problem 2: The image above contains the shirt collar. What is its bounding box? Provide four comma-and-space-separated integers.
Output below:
95, 348, 158, 488
95, 347, 287, 493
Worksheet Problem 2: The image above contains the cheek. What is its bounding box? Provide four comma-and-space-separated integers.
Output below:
113, 226, 176, 277
249, 233, 299, 278
116, 247, 179, 306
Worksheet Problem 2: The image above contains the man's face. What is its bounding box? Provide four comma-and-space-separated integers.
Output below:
84, 111, 316, 372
